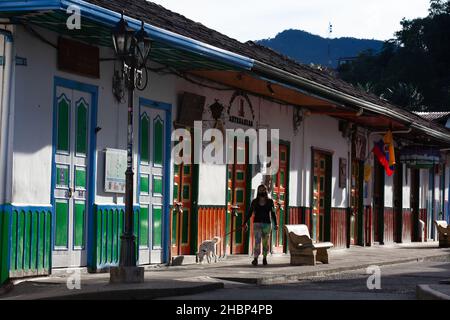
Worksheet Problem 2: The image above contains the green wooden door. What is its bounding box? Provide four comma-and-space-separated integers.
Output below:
138, 104, 166, 264
52, 86, 90, 267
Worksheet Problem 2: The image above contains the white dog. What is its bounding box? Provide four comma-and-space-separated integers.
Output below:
197, 236, 221, 264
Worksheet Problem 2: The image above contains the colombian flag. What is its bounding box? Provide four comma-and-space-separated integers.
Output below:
372, 130, 396, 176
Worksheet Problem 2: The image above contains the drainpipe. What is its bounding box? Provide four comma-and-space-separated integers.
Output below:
0, 28, 13, 205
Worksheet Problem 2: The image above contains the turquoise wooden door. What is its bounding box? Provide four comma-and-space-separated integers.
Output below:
138, 104, 166, 264
52, 86, 91, 267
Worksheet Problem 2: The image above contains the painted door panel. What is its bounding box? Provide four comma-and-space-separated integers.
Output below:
350, 160, 363, 245
227, 141, 248, 254
52, 86, 90, 268
271, 144, 288, 253
172, 161, 193, 256
313, 152, 327, 242
139, 105, 166, 264
373, 161, 385, 243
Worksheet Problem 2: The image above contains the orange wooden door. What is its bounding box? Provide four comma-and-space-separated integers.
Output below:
226, 142, 248, 254
172, 162, 193, 256
350, 160, 362, 245
271, 144, 288, 253
313, 152, 327, 242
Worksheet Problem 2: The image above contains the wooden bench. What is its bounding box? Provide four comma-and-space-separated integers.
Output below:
434, 220, 450, 248
284, 224, 334, 266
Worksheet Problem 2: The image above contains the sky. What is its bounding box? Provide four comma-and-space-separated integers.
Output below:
151, 0, 431, 41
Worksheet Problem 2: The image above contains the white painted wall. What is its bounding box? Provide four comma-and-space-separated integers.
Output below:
419, 169, 429, 209
301, 114, 350, 208
403, 165, 411, 208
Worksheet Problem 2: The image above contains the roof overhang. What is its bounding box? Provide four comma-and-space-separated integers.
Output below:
0, 0, 254, 71
2, 1, 450, 146
252, 60, 450, 145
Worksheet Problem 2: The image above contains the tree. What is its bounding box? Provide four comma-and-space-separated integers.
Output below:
338, 0, 450, 111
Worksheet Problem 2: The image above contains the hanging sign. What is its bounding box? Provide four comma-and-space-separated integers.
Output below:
104, 148, 127, 193
399, 146, 441, 168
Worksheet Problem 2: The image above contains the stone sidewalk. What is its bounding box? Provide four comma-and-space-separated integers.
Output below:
1, 242, 450, 300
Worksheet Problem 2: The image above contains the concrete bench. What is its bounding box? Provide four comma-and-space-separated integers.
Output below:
434, 220, 450, 248
284, 224, 334, 266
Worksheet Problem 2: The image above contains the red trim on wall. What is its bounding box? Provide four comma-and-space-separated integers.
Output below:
289, 207, 302, 225
383, 207, 395, 244
331, 208, 347, 248
402, 209, 412, 243
197, 207, 227, 256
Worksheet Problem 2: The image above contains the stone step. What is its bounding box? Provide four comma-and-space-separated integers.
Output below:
171, 255, 198, 266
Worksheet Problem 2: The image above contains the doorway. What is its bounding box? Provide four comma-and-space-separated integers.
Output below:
226, 141, 250, 254
172, 162, 196, 256
312, 149, 332, 243
410, 168, 420, 241
271, 143, 289, 253
393, 162, 403, 243
138, 99, 171, 264
350, 160, 364, 245
52, 79, 97, 268
373, 160, 385, 244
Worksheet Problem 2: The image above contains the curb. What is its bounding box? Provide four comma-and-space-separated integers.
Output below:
0, 281, 14, 296
416, 285, 450, 300
217, 253, 450, 285
40, 282, 224, 300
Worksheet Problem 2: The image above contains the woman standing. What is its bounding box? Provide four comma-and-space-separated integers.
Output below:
243, 184, 278, 266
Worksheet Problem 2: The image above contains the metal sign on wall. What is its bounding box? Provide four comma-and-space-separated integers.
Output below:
227, 91, 255, 127
104, 148, 127, 194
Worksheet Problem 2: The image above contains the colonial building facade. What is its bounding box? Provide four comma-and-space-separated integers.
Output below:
0, 0, 449, 285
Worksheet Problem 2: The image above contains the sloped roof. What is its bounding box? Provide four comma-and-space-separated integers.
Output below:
82, 1, 450, 137
415, 112, 450, 123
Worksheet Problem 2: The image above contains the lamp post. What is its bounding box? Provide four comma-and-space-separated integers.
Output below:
110, 14, 151, 284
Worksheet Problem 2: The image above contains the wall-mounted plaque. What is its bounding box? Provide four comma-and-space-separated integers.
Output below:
104, 148, 127, 194
227, 91, 255, 127
352, 132, 367, 161
58, 37, 100, 78
339, 158, 347, 189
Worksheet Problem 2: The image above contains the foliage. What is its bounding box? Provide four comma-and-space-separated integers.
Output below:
337, 0, 450, 111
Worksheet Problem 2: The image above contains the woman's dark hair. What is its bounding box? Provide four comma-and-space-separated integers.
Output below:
257, 184, 268, 198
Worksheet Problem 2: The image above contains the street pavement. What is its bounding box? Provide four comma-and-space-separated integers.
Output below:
163, 261, 450, 300
1, 242, 450, 300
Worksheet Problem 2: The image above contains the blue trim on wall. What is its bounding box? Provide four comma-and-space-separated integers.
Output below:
139, 97, 172, 264
0, 1, 60, 12
52, 77, 98, 268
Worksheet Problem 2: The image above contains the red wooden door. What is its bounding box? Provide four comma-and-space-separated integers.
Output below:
171, 162, 193, 256
271, 144, 288, 253
226, 142, 248, 254
313, 152, 327, 242
350, 160, 363, 245
373, 161, 384, 243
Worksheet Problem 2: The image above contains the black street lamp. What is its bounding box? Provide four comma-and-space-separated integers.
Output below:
110, 14, 151, 284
